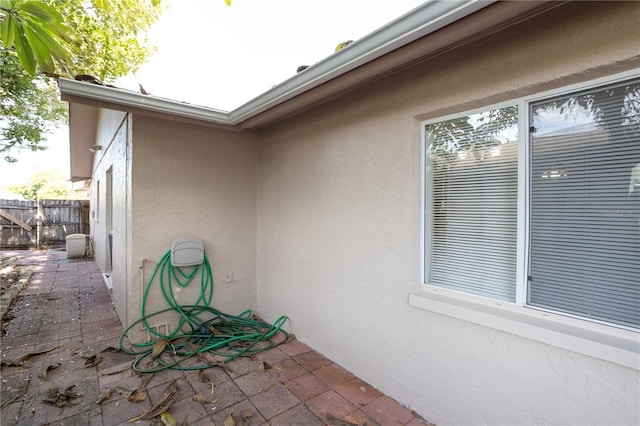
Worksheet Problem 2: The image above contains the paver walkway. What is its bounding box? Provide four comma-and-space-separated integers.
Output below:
0, 250, 430, 425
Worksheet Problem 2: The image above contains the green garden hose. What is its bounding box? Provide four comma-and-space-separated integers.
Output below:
119, 249, 288, 373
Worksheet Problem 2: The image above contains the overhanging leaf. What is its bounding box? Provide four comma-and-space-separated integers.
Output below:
13, 20, 37, 75
23, 23, 54, 71
19, 1, 64, 24
1, 12, 16, 46
25, 19, 69, 62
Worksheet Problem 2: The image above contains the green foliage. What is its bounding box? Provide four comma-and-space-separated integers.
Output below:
0, 0, 161, 161
0, 0, 71, 74
8, 169, 75, 200
52, 0, 161, 80
1, 48, 66, 161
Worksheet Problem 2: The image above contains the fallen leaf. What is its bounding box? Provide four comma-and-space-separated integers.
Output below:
115, 386, 135, 398
96, 388, 111, 404
239, 410, 253, 426
42, 384, 83, 408
4, 344, 64, 367
161, 411, 178, 426
197, 370, 215, 395
192, 394, 209, 404
151, 338, 170, 360
129, 380, 179, 421
100, 346, 121, 353
100, 363, 131, 376
224, 414, 236, 426
127, 389, 147, 403
84, 354, 103, 368
39, 363, 61, 380
208, 325, 224, 335
257, 361, 272, 373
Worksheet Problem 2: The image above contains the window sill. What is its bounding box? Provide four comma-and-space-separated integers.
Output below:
409, 286, 639, 370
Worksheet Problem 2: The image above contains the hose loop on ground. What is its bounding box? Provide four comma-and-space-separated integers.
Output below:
119, 250, 288, 372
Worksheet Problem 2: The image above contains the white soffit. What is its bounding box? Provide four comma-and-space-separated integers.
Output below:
68, 103, 98, 181
59, 0, 495, 126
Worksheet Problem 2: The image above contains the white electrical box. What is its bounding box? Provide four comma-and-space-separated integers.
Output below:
171, 238, 204, 267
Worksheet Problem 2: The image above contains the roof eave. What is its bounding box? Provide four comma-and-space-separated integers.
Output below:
58, 1, 495, 127
58, 79, 231, 125
229, 0, 495, 124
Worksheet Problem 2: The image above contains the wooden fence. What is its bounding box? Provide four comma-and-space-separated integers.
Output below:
0, 199, 90, 249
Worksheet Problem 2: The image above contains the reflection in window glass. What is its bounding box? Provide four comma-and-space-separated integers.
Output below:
529, 79, 640, 328
425, 106, 518, 301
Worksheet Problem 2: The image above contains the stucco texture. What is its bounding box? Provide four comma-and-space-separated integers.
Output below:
256, 2, 639, 425
90, 109, 129, 324
126, 116, 257, 343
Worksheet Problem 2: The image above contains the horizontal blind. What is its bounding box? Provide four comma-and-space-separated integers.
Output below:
529, 78, 640, 329
425, 106, 518, 302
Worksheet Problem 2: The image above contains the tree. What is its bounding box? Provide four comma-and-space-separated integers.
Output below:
0, 0, 162, 161
8, 168, 75, 199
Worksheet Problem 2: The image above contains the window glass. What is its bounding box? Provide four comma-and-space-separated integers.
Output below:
425, 106, 518, 301
529, 79, 640, 329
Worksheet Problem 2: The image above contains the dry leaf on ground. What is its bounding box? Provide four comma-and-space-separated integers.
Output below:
129, 379, 179, 421
96, 388, 111, 404
39, 363, 61, 380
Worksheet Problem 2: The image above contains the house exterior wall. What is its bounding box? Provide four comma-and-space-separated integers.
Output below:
256, 3, 639, 425
89, 109, 129, 323
126, 116, 258, 343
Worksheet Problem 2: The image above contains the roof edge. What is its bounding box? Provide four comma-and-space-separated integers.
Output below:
228, 0, 495, 124
58, 79, 232, 124
59, 1, 494, 126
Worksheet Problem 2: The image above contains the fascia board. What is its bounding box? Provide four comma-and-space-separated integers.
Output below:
58, 79, 231, 124
228, 0, 495, 124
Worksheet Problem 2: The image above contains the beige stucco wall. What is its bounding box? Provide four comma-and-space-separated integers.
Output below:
256, 3, 640, 425
126, 117, 258, 343
90, 109, 129, 323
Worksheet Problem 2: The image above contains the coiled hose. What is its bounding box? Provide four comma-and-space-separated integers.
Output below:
119, 250, 288, 373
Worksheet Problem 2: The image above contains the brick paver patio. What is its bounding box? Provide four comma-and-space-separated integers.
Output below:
0, 250, 431, 425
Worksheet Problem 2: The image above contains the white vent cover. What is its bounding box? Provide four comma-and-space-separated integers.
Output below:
171, 238, 204, 267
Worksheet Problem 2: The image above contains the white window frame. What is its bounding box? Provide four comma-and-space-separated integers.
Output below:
412, 69, 640, 370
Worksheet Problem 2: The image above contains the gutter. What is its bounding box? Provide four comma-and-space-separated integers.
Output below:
228, 0, 494, 124
59, 0, 494, 127
58, 80, 232, 125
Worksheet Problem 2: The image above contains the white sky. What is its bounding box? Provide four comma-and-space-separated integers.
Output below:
1, 0, 424, 191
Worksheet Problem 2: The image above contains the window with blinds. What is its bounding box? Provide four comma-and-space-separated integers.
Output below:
423, 76, 639, 330
425, 106, 519, 302
529, 79, 640, 329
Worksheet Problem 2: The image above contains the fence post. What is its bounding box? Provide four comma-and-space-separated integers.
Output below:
37, 198, 42, 250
